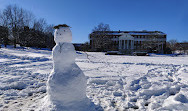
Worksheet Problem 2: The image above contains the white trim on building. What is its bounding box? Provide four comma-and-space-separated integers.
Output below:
119, 33, 134, 54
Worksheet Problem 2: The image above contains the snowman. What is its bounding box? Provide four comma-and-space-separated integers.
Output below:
45, 24, 98, 111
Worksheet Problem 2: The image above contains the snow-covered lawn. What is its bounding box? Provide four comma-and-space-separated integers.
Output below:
0, 47, 188, 111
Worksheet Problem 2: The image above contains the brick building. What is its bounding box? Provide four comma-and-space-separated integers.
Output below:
89, 30, 167, 54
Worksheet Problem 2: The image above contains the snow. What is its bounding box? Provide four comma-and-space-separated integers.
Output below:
177, 67, 188, 84
128, 32, 166, 35
0, 47, 188, 110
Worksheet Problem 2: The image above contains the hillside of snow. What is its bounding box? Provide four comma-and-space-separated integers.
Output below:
0, 47, 188, 111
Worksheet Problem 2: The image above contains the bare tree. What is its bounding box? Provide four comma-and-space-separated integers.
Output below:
182, 41, 188, 54
44, 24, 54, 34
81, 42, 90, 51
0, 10, 2, 26
0, 5, 34, 47
92, 23, 110, 32
44, 24, 55, 49
141, 36, 160, 53
0, 4, 54, 49
23, 10, 35, 27
90, 23, 112, 51
166, 39, 178, 54
176, 41, 188, 54
33, 18, 47, 32
0, 26, 9, 47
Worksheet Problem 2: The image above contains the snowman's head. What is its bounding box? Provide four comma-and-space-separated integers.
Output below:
54, 24, 72, 43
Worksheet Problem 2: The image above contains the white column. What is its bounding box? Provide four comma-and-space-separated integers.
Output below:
126, 40, 127, 49
120, 40, 122, 49
125, 40, 127, 49
132, 40, 134, 49
127, 40, 129, 49
132, 41, 134, 49
119, 40, 121, 49
120, 40, 121, 49
131, 40, 133, 49
122, 40, 123, 49
162, 43, 163, 53
124, 40, 126, 49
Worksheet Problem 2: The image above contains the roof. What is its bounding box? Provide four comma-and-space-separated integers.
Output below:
119, 33, 134, 40
91, 31, 166, 35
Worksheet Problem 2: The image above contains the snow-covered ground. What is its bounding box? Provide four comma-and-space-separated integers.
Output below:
0, 47, 188, 111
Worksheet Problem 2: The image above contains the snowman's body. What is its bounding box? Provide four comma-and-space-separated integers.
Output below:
47, 43, 87, 106
45, 26, 97, 111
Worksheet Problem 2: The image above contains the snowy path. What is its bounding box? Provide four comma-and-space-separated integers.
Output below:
0, 48, 188, 111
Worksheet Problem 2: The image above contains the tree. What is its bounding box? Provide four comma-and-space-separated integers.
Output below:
81, 42, 90, 51
44, 24, 55, 49
0, 4, 55, 49
0, 5, 34, 48
92, 23, 110, 32
176, 41, 188, 54
90, 23, 111, 51
167, 39, 178, 54
0, 26, 9, 47
44, 24, 54, 34
0, 10, 2, 26
141, 35, 161, 53
33, 18, 47, 32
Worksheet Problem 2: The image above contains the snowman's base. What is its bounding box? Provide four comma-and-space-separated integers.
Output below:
38, 95, 102, 111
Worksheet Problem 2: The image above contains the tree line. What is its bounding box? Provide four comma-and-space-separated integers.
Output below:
0, 4, 55, 49
166, 39, 188, 54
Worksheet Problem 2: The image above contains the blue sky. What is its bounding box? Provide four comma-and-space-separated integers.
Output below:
0, 0, 187, 43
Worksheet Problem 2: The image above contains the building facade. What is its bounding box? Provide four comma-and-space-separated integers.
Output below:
90, 31, 167, 54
